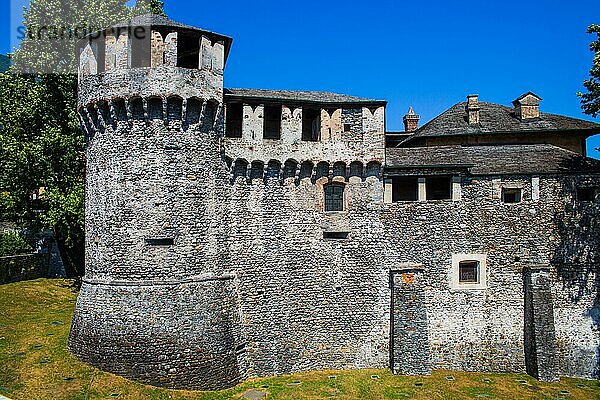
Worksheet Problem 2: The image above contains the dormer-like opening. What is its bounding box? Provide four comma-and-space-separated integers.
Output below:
513, 92, 542, 120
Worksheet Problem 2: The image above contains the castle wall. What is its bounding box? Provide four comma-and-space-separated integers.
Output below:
222, 170, 600, 380
223, 175, 389, 376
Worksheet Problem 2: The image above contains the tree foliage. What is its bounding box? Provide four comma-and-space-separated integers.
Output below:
1, 0, 138, 276
133, 0, 166, 16
0, 232, 32, 257
579, 24, 600, 118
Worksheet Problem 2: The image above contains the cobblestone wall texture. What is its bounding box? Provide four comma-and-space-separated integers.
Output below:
70, 20, 600, 391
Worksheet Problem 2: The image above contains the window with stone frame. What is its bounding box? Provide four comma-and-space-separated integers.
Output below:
426, 176, 452, 200
324, 183, 345, 212
458, 261, 479, 284
392, 177, 418, 202
502, 188, 522, 203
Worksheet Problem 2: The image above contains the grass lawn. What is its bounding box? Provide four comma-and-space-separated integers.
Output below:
0, 279, 599, 400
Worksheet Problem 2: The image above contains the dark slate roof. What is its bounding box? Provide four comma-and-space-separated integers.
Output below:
386, 144, 600, 175
112, 13, 230, 38
0, 54, 11, 73
401, 102, 600, 144
224, 88, 386, 105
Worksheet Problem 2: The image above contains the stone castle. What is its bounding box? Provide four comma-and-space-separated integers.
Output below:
70, 14, 600, 390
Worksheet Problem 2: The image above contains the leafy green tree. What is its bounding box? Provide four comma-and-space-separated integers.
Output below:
0, 233, 33, 257
579, 24, 600, 117
133, 0, 166, 16
1, 0, 133, 276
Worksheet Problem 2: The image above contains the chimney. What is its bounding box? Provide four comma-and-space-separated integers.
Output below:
403, 106, 420, 132
512, 92, 542, 120
466, 94, 480, 124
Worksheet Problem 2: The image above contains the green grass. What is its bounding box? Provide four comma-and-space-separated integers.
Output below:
1, 279, 599, 400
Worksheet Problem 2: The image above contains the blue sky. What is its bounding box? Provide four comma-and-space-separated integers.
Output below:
2, 0, 600, 157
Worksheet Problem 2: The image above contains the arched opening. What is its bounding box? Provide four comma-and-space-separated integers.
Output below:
233, 159, 248, 183
265, 160, 281, 184
129, 97, 144, 120
86, 105, 99, 130
202, 100, 218, 131
349, 161, 364, 180
283, 159, 298, 181
112, 98, 127, 122
333, 161, 347, 179
251, 161, 264, 182
299, 161, 314, 181
147, 97, 164, 120
316, 161, 330, 181
97, 101, 111, 126
167, 96, 183, 123
185, 98, 202, 126
366, 161, 382, 179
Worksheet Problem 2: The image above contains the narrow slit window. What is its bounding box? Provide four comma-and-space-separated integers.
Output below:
323, 232, 349, 240
145, 238, 174, 246
502, 188, 522, 204
263, 105, 282, 139
459, 261, 479, 283
324, 184, 344, 212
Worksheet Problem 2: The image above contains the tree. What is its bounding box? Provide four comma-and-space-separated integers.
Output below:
1, 0, 132, 276
133, 0, 166, 16
579, 24, 600, 118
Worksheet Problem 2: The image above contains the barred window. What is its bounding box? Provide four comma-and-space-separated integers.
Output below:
324, 184, 344, 212
459, 261, 479, 283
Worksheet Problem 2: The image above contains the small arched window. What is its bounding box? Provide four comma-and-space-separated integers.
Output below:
324, 183, 345, 212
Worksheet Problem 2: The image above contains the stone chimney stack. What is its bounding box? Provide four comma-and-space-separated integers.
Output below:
513, 92, 542, 120
403, 106, 420, 132
466, 94, 480, 124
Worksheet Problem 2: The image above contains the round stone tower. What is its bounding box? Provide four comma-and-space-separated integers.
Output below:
69, 14, 242, 390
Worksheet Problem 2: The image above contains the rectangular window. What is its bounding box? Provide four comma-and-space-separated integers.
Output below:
426, 177, 452, 200
392, 177, 418, 202
577, 187, 596, 202
302, 108, 320, 141
459, 261, 479, 283
225, 103, 243, 138
343, 123, 352, 132
502, 188, 522, 203
325, 184, 344, 211
263, 105, 282, 139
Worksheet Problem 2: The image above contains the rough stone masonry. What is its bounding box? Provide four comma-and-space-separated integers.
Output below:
70, 13, 600, 390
